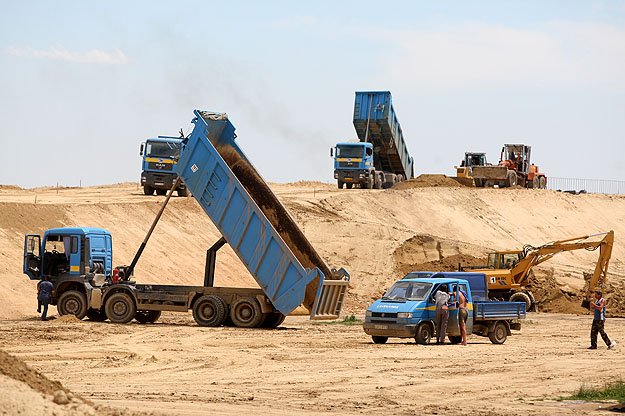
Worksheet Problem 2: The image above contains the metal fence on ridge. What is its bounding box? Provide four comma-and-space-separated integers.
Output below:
547, 177, 625, 195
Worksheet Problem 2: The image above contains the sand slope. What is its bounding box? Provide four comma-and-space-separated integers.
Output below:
1, 182, 624, 319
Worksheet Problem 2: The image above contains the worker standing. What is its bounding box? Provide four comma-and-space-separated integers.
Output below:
38, 276, 55, 321
588, 290, 616, 350
434, 286, 451, 344
458, 288, 469, 346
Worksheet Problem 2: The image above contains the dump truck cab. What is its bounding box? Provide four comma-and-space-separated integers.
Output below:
332, 142, 375, 189
140, 137, 188, 196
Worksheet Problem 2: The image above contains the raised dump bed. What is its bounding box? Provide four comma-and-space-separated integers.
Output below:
175, 110, 349, 318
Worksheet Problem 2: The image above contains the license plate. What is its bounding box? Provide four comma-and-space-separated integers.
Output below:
374, 324, 388, 330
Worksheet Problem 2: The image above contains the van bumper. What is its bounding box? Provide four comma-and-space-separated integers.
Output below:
362, 322, 417, 338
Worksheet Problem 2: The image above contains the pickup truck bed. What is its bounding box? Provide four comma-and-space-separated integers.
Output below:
474, 301, 526, 320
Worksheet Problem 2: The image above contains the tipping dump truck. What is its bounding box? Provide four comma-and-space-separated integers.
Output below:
363, 272, 526, 345
471, 144, 546, 188
23, 110, 349, 327
332, 91, 414, 189
139, 136, 188, 196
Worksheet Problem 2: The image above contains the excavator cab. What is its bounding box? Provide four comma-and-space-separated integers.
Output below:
487, 251, 524, 269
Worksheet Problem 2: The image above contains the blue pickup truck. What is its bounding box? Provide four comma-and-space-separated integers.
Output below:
363, 272, 526, 345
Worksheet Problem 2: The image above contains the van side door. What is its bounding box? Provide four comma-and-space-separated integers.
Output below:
24, 234, 42, 280
459, 282, 474, 334
447, 282, 460, 335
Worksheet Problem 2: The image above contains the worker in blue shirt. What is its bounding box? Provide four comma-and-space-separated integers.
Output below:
38, 276, 55, 321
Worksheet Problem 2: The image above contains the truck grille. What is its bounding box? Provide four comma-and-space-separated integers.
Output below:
148, 162, 173, 171
338, 161, 359, 168
371, 312, 397, 318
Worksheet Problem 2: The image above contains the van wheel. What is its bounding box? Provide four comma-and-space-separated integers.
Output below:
58, 290, 88, 319
261, 312, 286, 329
193, 295, 227, 327
105, 293, 136, 324
489, 321, 508, 344
230, 297, 264, 328
372, 336, 388, 344
86, 308, 106, 322
135, 310, 161, 324
449, 336, 462, 344
415, 323, 432, 345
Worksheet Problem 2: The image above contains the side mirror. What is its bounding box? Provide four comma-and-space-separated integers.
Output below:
330, 148, 334, 157
139, 143, 144, 156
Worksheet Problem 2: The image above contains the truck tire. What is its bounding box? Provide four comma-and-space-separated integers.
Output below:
155, 189, 167, 196
448, 336, 462, 344
345, 183, 353, 189
105, 292, 136, 324
193, 295, 227, 327
367, 174, 374, 189
489, 321, 508, 344
372, 336, 388, 344
135, 310, 161, 324
57, 290, 88, 320
374, 174, 382, 189
86, 308, 107, 322
506, 171, 517, 187
230, 297, 264, 328
539, 176, 546, 189
261, 312, 286, 329
415, 322, 432, 345
509, 292, 532, 312
143, 185, 154, 195
337, 181, 344, 189
177, 188, 189, 197
474, 178, 484, 187
529, 177, 538, 189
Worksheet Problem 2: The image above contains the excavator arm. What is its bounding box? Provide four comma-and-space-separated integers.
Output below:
510, 231, 614, 306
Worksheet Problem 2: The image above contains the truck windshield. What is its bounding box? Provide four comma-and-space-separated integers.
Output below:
146, 141, 180, 159
336, 145, 364, 158
382, 281, 432, 301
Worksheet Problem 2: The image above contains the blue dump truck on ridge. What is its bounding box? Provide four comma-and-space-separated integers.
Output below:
332, 91, 414, 189
363, 272, 526, 344
23, 110, 349, 327
139, 136, 188, 196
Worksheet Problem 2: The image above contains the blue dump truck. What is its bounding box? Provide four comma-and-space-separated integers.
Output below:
139, 136, 188, 196
23, 110, 349, 327
332, 91, 414, 189
363, 272, 526, 344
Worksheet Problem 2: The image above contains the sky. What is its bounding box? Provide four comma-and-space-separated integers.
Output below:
1, 0, 624, 188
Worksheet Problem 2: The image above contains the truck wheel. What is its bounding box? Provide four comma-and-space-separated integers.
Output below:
509, 292, 532, 312
415, 323, 432, 345
489, 321, 508, 344
143, 185, 154, 195
337, 181, 344, 189
473, 178, 483, 187
58, 290, 88, 320
506, 171, 517, 187
372, 336, 388, 344
177, 188, 189, 197
449, 336, 462, 344
135, 310, 161, 324
86, 308, 107, 322
193, 295, 227, 327
155, 189, 167, 196
539, 176, 546, 189
374, 174, 382, 189
345, 183, 353, 189
105, 292, 136, 324
230, 297, 264, 328
261, 312, 286, 329
529, 177, 538, 189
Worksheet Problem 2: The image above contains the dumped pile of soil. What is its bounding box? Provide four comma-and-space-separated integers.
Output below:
0, 349, 66, 395
393, 174, 469, 190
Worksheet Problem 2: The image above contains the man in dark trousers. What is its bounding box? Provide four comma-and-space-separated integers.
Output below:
38, 276, 55, 321
589, 289, 616, 350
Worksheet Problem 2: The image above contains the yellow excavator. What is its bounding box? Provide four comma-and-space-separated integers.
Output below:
462, 231, 614, 310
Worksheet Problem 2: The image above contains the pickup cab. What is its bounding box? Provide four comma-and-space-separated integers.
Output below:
363, 272, 526, 345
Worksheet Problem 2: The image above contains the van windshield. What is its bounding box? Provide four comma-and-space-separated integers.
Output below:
383, 281, 432, 301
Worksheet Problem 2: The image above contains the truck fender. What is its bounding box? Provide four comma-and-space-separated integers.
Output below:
55, 277, 88, 304
488, 320, 511, 336
255, 295, 273, 314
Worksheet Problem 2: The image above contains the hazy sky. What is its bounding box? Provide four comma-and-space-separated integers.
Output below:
1, 1, 624, 188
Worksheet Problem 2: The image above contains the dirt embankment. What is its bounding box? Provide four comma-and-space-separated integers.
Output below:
393, 174, 471, 190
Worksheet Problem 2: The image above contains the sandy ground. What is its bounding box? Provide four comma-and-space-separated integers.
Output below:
1, 312, 624, 415
1, 180, 625, 414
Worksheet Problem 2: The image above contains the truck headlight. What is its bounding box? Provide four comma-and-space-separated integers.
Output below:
334, 173, 338, 179
397, 312, 412, 318
366, 310, 372, 317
